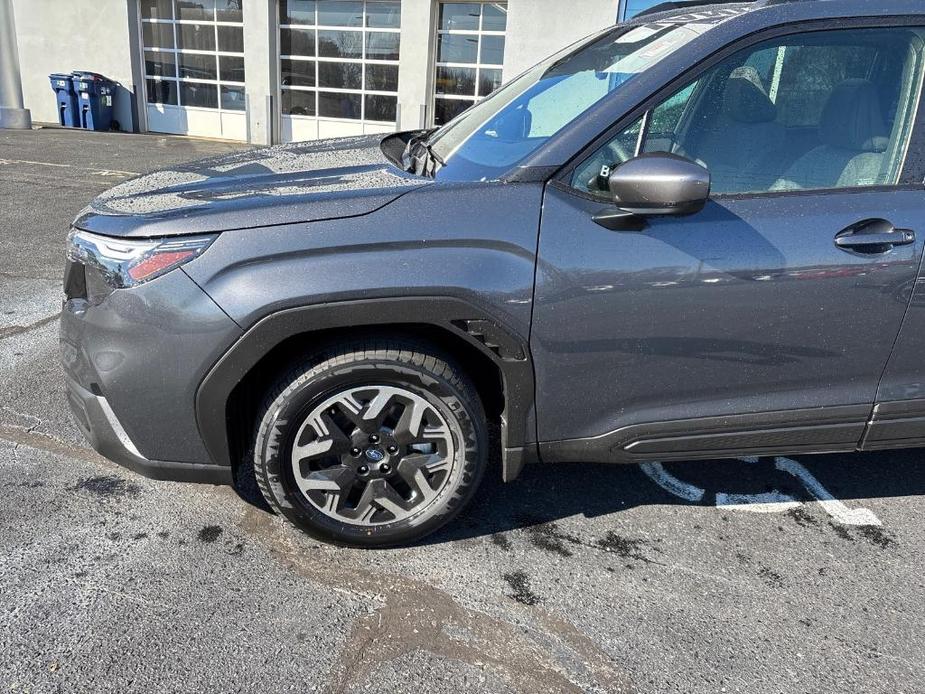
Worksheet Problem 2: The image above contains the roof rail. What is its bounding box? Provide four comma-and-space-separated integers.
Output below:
634, 0, 755, 19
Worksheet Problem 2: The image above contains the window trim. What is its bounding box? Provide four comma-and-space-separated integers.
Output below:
554, 16, 925, 201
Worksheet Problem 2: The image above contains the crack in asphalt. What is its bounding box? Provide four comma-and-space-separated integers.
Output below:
0, 313, 61, 340
237, 506, 636, 694
0, 422, 105, 467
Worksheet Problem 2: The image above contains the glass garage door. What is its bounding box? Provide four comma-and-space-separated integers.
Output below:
432, 2, 506, 125
278, 0, 401, 142
140, 0, 247, 140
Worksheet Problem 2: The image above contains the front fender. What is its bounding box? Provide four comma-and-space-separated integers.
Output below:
195, 296, 536, 481
187, 182, 543, 480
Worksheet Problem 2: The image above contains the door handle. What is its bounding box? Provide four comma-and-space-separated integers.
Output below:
834, 219, 915, 253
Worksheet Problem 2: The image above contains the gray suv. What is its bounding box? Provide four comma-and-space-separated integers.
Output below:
61, 0, 925, 546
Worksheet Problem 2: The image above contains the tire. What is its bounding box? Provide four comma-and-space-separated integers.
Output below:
252, 339, 488, 547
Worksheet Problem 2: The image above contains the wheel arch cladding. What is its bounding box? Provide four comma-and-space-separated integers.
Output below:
195, 297, 537, 483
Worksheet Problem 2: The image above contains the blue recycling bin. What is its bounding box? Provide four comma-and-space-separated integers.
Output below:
71, 72, 115, 131
48, 73, 79, 127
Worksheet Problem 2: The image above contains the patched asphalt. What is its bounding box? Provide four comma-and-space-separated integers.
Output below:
1, 128, 924, 694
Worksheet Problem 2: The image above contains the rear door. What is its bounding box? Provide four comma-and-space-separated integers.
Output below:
531, 24, 925, 462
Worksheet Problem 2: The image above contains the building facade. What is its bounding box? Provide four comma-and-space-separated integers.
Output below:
12, 0, 663, 144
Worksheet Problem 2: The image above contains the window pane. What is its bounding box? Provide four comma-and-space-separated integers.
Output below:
217, 25, 244, 52
280, 0, 315, 25
644, 83, 696, 143
318, 30, 362, 59
180, 81, 218, 108
215, 0, 242, 22
317, 1, 363, 27
439, 3, 479, 31
140, 0, 173, 20
175, 0, 216, 21
365, 94, 397, 121
572, 28, 925, 197
282, 88, 316, 115
480, 35, 505, 66
318, 61, 362, 90
280, 27, 316, 56
281, 59, 316, 87
366, 1, 400, 28
318, 91, 362, 118
482, 4, 507, 31
219, 55, 245, 82
437, 34, 478, 64
365, 63, 398, 91
145, 50, 176, 78
178, 22, 216, 51
220, 85, 246, 110
366, 32, 400, 61
775, 44, 878, 127
478, 67, 502, 97
142, 22, 175, 49
146, 78, 178, 105
178, 52, 218, 80
436, 66, 475, 96
434, 97, 472, 125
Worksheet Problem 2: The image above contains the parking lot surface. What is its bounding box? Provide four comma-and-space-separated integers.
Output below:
1, 128, 924, 693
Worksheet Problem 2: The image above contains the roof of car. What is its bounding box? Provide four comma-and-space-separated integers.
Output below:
631, 1, 755, 25
629, 0, 925, 26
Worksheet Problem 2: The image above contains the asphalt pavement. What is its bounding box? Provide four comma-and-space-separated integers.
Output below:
1, 127, 923, 694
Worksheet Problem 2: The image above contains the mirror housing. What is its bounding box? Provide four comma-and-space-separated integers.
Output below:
608, 152, 711, 217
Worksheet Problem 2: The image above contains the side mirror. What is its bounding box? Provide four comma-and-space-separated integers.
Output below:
608, 152, 711, 217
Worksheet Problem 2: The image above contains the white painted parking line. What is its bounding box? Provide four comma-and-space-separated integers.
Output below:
641, 457, 882, 526
715, 491, 801, 514
776, 457, 882, 526
0, 158, 138, 177
640, 462, 705, 502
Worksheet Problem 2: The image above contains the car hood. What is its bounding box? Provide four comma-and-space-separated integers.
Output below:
73, 134, 426, 237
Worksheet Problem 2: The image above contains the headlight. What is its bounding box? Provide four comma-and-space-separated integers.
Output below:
66, 229, 216, 289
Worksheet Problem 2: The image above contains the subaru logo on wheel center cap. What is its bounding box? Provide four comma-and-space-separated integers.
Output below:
364, 448, 385, 462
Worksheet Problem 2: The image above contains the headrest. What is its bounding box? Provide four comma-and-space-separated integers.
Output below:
723, 66, 777, 124
820, 79, 889, 153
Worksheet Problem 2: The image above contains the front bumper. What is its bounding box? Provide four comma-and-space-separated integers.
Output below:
64, 373, 232, 484
59, 262, 243, 484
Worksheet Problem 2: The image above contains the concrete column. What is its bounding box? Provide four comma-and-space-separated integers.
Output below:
126, 0, 145, 133
0, 0, 31, 129
244, 0, 275, 144
397, 0, 435, 131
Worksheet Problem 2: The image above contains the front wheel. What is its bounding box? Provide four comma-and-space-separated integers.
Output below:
252, 340, 488, 547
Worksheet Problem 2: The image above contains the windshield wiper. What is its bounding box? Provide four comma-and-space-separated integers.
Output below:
403, 129, 444, 177
424, 142, 445, 169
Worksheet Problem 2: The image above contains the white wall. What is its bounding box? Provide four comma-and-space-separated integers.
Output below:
503, 0, 620, 79
12, 0, 137, 131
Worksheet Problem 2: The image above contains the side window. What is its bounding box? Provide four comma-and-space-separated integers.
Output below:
571, 28, 925, 198
773, 44, 876, 127
642, 82, 698, 153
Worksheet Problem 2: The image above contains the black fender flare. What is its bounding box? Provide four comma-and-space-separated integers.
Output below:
195, 296, 537, 482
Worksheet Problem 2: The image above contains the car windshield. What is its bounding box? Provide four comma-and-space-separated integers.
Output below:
426, 22, 713, 181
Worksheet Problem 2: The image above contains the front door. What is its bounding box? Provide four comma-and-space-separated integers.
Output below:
531, 25, 925, 462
